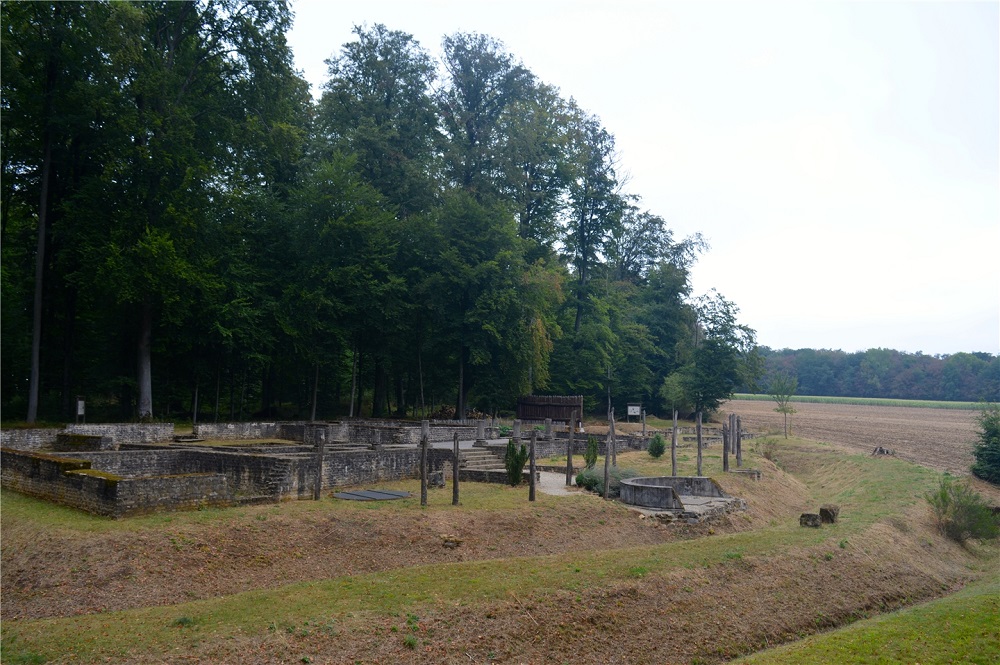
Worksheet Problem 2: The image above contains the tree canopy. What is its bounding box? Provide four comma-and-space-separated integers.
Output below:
2, 8, 762, 423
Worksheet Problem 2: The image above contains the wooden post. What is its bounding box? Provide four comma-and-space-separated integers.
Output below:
730, 413, 737, 454
722, 423, 730, 472
671, 409, 678, 477
610, 409, 617, 467
566, 409, 576, 486
420, 433, 428, 507
736, 415, 743, 468
314, 441, 326, 500
529, 430, 537, 502
696, 411, 703, 476
452, 431, 460, 506
603, 424, 612, 500
642, 409, 646, 437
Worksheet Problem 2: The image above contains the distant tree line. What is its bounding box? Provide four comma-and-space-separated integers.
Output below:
2, 3, 757, 423
759, 348, 999, 403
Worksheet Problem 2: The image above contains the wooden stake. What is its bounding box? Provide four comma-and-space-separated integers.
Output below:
671, 409, 678, 477
529, 430, 537, 502
736, 415, 743, 468
722, 423, 729, 472
420, 433, 428, 507
566, 410, 576, 486
452, 431, 460, 506
696, 411, 703, 476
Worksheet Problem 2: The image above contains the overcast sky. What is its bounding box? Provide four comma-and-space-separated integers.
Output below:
287, 0, 999, 357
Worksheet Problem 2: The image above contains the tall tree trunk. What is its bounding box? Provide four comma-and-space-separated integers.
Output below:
61, 286, 77, 420
372, 357, 385, 418
394, 373, 406, 418
192, 381, 199, 424
349, 346, 358, 417
214, 362, 221, 423
457, 349, 465, 421
27, 132, 54, 423
137, 302, 153, 420
310, 363, 319, 421
418, 349, 425, 418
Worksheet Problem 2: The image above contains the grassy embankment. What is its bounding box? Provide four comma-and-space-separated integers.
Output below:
735, 567, 1000, 664
3, 436, 998, 663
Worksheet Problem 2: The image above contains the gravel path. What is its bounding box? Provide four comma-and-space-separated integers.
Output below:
536, 470, 580, 496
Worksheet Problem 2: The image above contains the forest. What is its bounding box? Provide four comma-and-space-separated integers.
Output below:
760, 348, 999, 404
2, 1, 763, 424
3, 2, 991, 426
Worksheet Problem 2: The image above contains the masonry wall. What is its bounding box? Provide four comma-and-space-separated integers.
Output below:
0, 448, 232, 517
322, 448, 448, 487
65, 423, 174, 445
52, 433, 115, 452
0, 428, 61, 451
193, 422, 287, 440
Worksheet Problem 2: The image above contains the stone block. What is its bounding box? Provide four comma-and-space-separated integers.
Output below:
819, 504, 840, 524
799, 513, 822, 528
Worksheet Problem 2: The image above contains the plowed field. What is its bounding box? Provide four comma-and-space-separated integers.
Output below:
726, 399, 979, 473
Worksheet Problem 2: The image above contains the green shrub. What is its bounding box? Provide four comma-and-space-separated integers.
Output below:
584, 435, 599, 469
648, 434, 666, 458
971, 404, 1000, 485
504, 439, 529, 486
926, 475, 1000, 543
575, 466, 639, 498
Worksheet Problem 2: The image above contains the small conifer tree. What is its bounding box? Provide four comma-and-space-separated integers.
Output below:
584, 435, 599, 469
648, 433, 666, 458
504, 439, 529, 486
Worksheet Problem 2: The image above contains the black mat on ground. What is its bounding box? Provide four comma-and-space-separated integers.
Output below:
332, 489, 411, 501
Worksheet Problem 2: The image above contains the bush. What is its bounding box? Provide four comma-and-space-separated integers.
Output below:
926, 475, 1000, 543
971, 404, 1000, 485
648, 434, 666, 458
504, 439, 529, 486
584, 435, 599, 469
575, 466, 639, 498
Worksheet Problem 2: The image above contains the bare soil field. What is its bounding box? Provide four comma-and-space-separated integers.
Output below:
725, 399, 979, 473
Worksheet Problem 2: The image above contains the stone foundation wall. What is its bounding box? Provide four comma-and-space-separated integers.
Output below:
52, 433, 115, 452
0, 448, 232, 517
65, 423, 174, 445
0, 428, 61, 451
193, 422, 287, 440
323, 448, 448, 487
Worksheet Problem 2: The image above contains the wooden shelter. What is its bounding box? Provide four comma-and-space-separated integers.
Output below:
515, 395, 583, 423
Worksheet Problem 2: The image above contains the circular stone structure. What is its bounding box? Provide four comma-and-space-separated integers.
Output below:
620, 477, 685, 510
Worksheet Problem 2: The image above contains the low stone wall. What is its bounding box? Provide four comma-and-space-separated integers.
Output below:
323, 448, 449, 487
0, 428, 61, 451
193, 422, 286, 440
52, 433, 115, 452
66, 423, 174, 445
0, 448, 231, 517
458, 468, 540, 485
486, 434, 643, 459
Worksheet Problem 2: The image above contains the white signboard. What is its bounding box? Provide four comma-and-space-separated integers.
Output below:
627, 404, 641, 417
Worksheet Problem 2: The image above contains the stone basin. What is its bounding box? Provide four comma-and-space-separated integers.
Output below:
620, 476, 725, 510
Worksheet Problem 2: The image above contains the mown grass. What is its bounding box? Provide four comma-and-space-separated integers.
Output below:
730, 393, 982, 410
1, 438, 992, 663
734, 568, 1000, 664
1, 470, 593, 535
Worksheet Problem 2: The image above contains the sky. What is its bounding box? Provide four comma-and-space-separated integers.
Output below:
286, 0, 1000, 357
